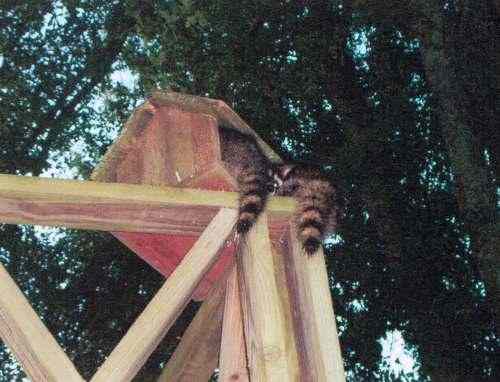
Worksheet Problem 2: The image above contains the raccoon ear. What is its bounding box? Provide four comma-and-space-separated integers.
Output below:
277, 164, 296, 180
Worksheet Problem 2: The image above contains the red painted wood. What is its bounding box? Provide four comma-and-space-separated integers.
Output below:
113, 231, 235, 300
107, 105, 237, 300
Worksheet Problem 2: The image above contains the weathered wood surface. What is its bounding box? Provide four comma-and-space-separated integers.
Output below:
113, 231, 235, 301
0, 174, 293, 235
89, 92, 285, 299
269, 242, 301, 380
0, 173, 291, 299
219, 266, 249, 382
90, 208, 237, 382
284, 227, 346, 382
237, 213, 299, 381
157, 265, 228, 382
0, 263, 84, 382
91, 102, 225, 187
87, 102, 241, 300
146, 91, 283, 165
91, 92, 282, 186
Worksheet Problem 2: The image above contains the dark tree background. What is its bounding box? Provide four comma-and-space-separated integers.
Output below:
0, 1, 498, 381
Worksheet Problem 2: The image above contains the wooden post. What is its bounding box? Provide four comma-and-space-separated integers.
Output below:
284, 227, 346, 381
91, 208, 237, 382
0, 90, 347, 381
0, 264, 84, 382
237, 213, 299, 381
219, 266, 249, 382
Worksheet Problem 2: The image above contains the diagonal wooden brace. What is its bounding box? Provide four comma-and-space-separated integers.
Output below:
0, 263, 84, 382
90, 208, 237, 382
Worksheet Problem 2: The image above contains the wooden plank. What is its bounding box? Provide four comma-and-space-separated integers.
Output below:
269, 244, 300, 379
284, 227, 346, 382
91, 208, 237, 382
0, 263, 84, 382
157, 265, 228, 382
237, 213, 298, 381
219, 266, 249, 382
0, 174, 293, 235
148, 91, 283, 165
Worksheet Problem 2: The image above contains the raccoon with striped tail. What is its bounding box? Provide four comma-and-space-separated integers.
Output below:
219, 126, 336, 254
275, 163, 337, 255
219, 126, 275, 233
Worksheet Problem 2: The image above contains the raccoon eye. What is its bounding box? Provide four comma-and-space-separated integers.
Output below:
266, 178, 281, 194
266, 182, 277, 193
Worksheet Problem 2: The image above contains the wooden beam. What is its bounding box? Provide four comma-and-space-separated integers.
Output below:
219, 266, 249, 382
0, 174, 293, 235
237, 213, 298, 381
0, 263, 84, 382
147, 91, 283, 165
91, 208, 237, 382
157, 266, 228, 382
284, 227, 346, 381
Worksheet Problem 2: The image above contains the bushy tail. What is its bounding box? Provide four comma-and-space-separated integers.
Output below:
297, 207, 324, 254
294, 179, 335, 255
236, 167, 269, 233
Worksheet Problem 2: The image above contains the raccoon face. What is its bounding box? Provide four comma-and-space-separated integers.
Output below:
267, 165, 292, 194
273, 164, 303, 196
272, 163, 336, 254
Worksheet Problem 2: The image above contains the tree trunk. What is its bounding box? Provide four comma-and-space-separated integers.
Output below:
417, 1, 499, 326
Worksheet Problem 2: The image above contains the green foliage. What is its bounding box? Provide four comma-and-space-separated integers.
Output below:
0, 1, 135, 176
0, 0, 498, 381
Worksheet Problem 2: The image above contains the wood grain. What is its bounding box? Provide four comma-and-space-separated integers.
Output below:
284, 226, 346, 382
90, 208, 237, 382
147, 91, 283, 165
0, 174, 293, 235
237, 213, 298, 381
158, 265, 227, 382
219, 266, 249, 382
0, 263, 84, 382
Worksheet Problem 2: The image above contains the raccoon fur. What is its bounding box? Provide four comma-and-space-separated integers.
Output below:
275, 164, 336, 254
219, 126, 336, 254
219, 127, 274, 233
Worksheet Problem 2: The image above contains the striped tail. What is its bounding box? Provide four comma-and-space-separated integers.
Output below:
236, 167, 270, 233
297, 207, 325, 254
294, 179, 335, 255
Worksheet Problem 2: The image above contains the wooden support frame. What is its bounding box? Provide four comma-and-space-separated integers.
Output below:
236, 213, 299, 381
0, 174, 293, 235
0, 92, 345, 381
0, 173, 345, 381
0, 263, 84, 382
90, 208, 237, 381
219, 266, 249, 381
157, 264, 230, 381
284, 228, 346, 381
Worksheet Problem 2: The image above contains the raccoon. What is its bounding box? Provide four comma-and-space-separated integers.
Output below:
219, 126, 275, 233
275, 164, 337, 254
219, 126, 336, 254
